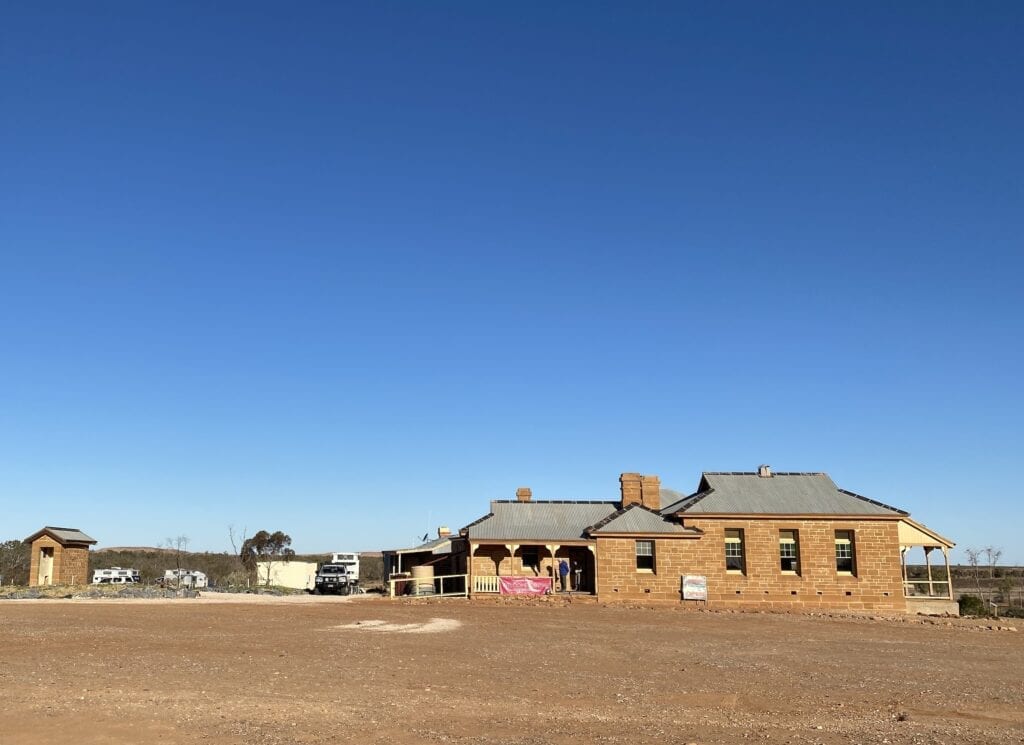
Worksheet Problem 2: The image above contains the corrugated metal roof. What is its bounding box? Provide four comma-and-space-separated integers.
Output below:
387, 535, 454, 555
24, 526, 97, 545
591, 506, 698, 534
667, 473, 906, 516
466, 501, 618, 541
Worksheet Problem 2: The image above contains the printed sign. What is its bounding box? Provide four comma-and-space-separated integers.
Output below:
682, 575, 707, 601
498, 576, 552, 596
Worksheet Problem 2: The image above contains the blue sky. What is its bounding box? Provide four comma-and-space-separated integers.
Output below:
2, 3, 1021, 562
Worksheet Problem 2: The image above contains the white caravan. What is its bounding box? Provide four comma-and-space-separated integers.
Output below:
163, 569, 208, 588
330, 552, 360, 580
92, 567, 141, 584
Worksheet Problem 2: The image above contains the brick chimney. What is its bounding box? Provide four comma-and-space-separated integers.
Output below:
620, 473, 642, 508
758, 464, 772, 478
516, 487, 532, 502
641, 475, 661, 510
437, 526, 451, 538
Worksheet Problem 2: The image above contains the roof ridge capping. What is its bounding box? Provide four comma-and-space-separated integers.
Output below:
836, 487, 908, 516
701, 471, 828, 476
489, 499, 617, 505
585, 502, 659, 532
660, 487, 715, 515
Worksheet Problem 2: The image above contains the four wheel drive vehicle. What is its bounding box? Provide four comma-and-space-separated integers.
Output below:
313, 563, 357, 595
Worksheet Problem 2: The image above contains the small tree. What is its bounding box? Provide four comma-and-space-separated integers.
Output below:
162, 535, 190, 589
0, 539, 30, 586
964, 548, 985, 601
982, 546, 1003, 579
228, 524, 247, 556
240, 530, 295, 586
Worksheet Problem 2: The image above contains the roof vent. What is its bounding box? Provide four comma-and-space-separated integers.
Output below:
758, 464, 772, 478
516, 487, 532, 502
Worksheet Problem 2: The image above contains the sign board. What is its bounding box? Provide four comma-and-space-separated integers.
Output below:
498, 576, 552, 596
681, 575, 707, 601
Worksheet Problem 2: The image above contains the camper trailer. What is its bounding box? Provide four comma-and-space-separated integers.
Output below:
330, 552, 360, 580
163, 569, 208, 589
92, 567, 141, 584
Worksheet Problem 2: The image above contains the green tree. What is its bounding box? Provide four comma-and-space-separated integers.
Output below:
240, 530, 295, 586
0, 539, 30, 585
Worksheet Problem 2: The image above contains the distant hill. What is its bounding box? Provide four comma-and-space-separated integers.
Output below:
96, 546, 180, 554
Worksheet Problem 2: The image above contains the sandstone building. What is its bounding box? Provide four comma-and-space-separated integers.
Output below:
461, 468, 955, 614
24, 526, 97, 587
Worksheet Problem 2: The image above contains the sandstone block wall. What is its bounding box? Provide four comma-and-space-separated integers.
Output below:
28, 537, 91, 586
595, 519, 906, 611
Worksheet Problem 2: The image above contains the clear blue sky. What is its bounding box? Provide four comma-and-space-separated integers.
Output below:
2, 3, 1021, 562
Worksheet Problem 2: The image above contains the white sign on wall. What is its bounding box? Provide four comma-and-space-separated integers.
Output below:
682, 574, 707, 601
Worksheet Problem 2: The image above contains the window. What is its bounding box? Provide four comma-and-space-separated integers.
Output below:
635, 540, 655, 571
835, 530, 856, 574
724, 529, 745, 573
520, 548, 539, 569
779, 530, 799, 573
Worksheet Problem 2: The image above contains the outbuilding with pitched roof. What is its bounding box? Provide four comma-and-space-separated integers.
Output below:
23, 526, 97, 587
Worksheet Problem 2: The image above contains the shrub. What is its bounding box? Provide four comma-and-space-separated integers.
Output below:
958, 595, 990, 617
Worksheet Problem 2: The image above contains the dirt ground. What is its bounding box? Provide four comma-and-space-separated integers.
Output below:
1, 595, 1021, 745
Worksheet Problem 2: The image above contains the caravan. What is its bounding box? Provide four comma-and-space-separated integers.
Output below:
330, 552, 360, 579
163, 569, 208, 589
92, 567, 141, 584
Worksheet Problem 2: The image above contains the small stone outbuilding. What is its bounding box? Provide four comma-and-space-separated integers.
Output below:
23, 527, 97, 587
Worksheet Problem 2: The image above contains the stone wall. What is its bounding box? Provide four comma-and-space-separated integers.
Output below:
28, 537, 91, 586
595, 519, 906, 611
59, 546, 90, 585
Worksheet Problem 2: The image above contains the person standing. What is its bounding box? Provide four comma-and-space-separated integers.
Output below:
558, 559, 569, 592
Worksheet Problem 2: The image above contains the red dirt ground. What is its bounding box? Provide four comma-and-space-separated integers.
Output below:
1, 595, 1021, 745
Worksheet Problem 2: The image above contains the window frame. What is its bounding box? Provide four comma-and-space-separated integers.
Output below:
724, 529, 745, 574
779, 529, 800, 574
635, 539, 655, 572
520, 547, 539, 570
834, 530, 856, 575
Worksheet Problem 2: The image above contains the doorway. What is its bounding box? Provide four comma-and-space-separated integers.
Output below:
38, 547, 54, 586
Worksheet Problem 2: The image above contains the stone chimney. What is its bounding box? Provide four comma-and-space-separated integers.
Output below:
641, 475, 661, 510
516, 487, 532, 502
620, 473, 643, 508
437, 526, 451, 538
758, 464, 772, 478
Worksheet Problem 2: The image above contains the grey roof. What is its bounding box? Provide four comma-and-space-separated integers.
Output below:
661, 473, 907, 516
389, 535, 454, 555
465, 501, 618, 541
24, 526, 97, 545
590, 505, 700, 535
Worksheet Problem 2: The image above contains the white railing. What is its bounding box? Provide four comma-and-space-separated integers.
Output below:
472, 575, 500, 593
388, 573, 468, 599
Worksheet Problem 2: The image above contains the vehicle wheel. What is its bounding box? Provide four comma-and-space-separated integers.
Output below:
313, 587, 321, 595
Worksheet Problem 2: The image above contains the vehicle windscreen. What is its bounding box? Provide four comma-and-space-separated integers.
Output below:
320, 565, 345, 574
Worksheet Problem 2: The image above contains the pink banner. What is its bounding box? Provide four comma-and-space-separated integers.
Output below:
498, 576, 552, 596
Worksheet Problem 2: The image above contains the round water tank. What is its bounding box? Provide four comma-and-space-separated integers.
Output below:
410, 565, 435, 595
